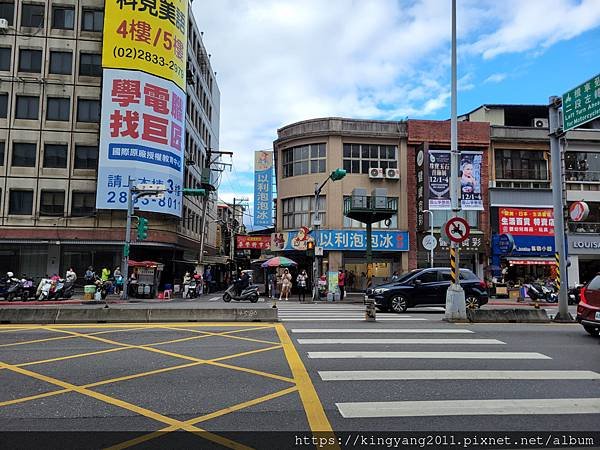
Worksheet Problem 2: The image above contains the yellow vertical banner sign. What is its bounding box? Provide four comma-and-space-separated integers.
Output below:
102, 0, 188, 90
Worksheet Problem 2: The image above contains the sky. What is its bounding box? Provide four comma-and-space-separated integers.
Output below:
192, 0, 600, 230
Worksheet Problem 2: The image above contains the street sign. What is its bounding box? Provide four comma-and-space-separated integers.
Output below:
498, 233, 516, 254
444, 217, 470, 243
569, 201, 590, 222
422, 235, 438, 251
562, 73, 600, 131
136, 184, 166, 200
315, 246, 324, 256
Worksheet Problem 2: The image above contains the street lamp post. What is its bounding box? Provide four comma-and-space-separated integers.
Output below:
423, 209, 434, 268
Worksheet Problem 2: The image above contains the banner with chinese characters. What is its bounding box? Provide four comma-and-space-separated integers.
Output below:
236, 235, 271, 250
102, 0, 187, 89
96, 69, 185, 217
499, 208, 554, 236
436, 234, 483, 252
254, 151, 273, 227
428, 149, 483, 210
271, 230, 409, 252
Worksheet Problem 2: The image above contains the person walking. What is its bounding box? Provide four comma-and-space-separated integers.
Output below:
338, 269, 346, 301
114, 267, 123, 295
279, 268, 292, 301
203, 266, 213, 294
347, 270, 355, 292
101, 267, 110, 282
182, 271, 192, 298
391, 271, 400, 282
296, 269, 308, 302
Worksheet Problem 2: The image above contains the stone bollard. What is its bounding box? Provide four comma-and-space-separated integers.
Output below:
365, 298, 376, 322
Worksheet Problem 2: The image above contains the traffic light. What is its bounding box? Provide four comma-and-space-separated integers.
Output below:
330, 168, 347, 181
182, 188, 207, 196
137, 217, 149, 240
306, 240, 315, 256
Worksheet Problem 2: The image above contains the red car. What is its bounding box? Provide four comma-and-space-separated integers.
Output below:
576, 274, 600, 337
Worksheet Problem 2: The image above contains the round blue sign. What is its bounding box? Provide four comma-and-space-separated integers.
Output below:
498, 233, 516, 254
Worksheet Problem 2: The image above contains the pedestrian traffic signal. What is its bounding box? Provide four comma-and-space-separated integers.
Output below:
137, 217, 149, 240
306, 240, 315, 256
330, 168, 347, 181
182, 188, 207, 197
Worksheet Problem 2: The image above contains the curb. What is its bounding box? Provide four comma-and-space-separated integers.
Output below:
0, 307, 278, 324
466, 308, 550, 323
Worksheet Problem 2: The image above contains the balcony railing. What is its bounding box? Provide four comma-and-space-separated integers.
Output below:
565, 170, 600, 183
568, 222, 600, 234
495, 169, 549, 181
343, 195, 398, 223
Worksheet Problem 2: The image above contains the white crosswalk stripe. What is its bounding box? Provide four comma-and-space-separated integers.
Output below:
276, 303, 427, 321
289, 320, 599, 422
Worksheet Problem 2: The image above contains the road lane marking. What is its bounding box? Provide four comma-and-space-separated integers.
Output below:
280, 318, 428, 321
209, 296, 220, 301
308, 351, 551, 359
157, 325, 280, 346
0, 360, 251, 449
0, 326, 146, 348
319, 370, 600, 381
108, 387, 300, 450
298, 338, 505, 345
292, 329, 474, 333
275, 324, 339, 449
336, 398, 600, 418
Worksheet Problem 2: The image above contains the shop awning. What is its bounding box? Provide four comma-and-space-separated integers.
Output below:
506, 257, 555, 266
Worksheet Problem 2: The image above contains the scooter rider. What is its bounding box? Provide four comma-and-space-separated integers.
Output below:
235, 271, 250, 297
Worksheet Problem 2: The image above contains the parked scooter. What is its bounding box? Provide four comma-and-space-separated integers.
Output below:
37, 278, 55, 300
223, 284, 259, 303
51, 279, 75, 300
4, 277, 22, 301
525, 282, 558, 303
568, 284, 583, 305
94, 277, 109, 300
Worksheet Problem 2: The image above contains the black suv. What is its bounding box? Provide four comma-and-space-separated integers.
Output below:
365, 267, 489, 313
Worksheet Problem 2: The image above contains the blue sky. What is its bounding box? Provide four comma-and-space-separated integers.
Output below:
192, 0, 600, 230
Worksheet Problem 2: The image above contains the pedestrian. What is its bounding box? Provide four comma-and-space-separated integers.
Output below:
391, 271, 400, 282
101, 267, 110, 282
65, 267, 77, 283
279, 268, 292, 301
269, 272, 277, 298
297, 269, 308, 302
360, 272, 366, 291
84, 266, 95, 284
113, 267, 123, 295
204, 266, 213, 294
318, 273, 327, 299
347, 270, 355, 292
182, 271, 192, 298
338, 269, 346, 301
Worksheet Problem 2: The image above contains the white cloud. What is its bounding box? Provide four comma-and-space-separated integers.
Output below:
484, 73, 507, 83
192, 0, 600, 204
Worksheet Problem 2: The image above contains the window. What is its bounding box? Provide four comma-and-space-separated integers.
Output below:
0, 47, 10, 71
9, 190, 33, 215
52, 5, 74, 29
282, 143, 326, 178
21, 3, 44, 28
71, 192, 95, 216
77, 98, 100, 122
81, 9, 103, 32
40, 190, 65, 216
0, 1, 15, 26
414, 271, 438, 284
565, 151, 600, 182
432, 209, 478, 228
12, 142, 36, 167
282, 196, 326, 230
18, 49, 42, 73
49, 51, 72, 74
0, 92, 7, 118
495, 149, 548, 180
46, 97, 70, 121
15, 95, 39, 119
344, 212, 398, 229
43, 143, 67, 168
342, 143, 397, 174
74, 145, 98, 169
79, 52, 101, 76
0, 141, 4, 166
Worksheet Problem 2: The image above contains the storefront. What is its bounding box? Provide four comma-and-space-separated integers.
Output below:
567, 235, 600, 286
417, 232, 485, 278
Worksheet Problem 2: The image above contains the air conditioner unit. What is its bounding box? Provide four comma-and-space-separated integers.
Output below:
0, 18, 8, 30
369, 168, 384, 179
385, 168, 400, 180
532, 118, 548, 128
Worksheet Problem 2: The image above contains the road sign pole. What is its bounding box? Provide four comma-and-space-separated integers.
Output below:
549, 96, 573, 322
445, 0, 466, 322
121, 178, 135, 301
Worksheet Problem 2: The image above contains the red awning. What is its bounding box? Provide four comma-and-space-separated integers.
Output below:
506, 257, 555, 266
128, 260, 160, 267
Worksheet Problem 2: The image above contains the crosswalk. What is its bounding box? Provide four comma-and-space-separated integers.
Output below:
276, 303, 429, 322
290, 325, 600, 422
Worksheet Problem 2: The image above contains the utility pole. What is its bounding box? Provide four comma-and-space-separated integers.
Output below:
445, 0, 467, 321
228, 197, 249, 279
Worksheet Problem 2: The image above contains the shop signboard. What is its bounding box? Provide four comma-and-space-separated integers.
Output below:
416, 145, 425, 230
254, 151, 273, 227
271, 229, 409, 252
568, 235, 600, 254
437, 234, 483, 252
428, 149, 483, 210
236, 235, 271, 250
96, 68, 186, 216
499, 208, 554, 236
498, 233, 516, 254
102, 0, 188, 90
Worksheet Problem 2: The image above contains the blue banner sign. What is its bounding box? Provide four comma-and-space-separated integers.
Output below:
254, 151, 273, 227
271, 229, 409, 252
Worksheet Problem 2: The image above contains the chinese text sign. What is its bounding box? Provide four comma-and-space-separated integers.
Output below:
102, 0, 188, 90
499, 208, 554, 236
562, 74, 600, 131
254, 151, 273, 228
96, 69, 186, 217
271, 230, 409, 252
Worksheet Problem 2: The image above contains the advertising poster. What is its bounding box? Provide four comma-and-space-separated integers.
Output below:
96, 69, 186, 217
102, 0, 188, 89
236, 235, 271, 250
427, 149, 451, 210
460, 152, 483, 210
254, 151, 273, 227
499, 208, 554, 236
328, 272, 339, 296
271, 230, 409, 252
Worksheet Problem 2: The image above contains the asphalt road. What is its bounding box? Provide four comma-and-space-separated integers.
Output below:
0, 304, 598, 450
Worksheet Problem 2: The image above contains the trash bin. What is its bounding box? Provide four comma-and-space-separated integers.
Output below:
83, 285, 96, 301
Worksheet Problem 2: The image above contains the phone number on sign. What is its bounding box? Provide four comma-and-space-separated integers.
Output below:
106, 191, 180, 210
112, 46, 184, 80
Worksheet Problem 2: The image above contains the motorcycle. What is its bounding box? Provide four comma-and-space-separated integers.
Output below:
3, 277, 22, 301
223, 284, 259, 303
37, 278, 55, 300
94, 277, 109, 300
9, 277, 36, 301
568, 284, 583, 305
525, 283, 557, 303
51, 279, 75, 300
